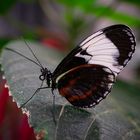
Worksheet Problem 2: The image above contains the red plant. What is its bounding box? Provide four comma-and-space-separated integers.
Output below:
0, 75, 36, 140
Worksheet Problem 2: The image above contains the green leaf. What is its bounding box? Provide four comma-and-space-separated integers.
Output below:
121, 0, 140, 6
58, 0, 96, 8
58, 0, 140, 27
1, 41, 140, 139
0, 38, 10, 54
0, 0, 17, 14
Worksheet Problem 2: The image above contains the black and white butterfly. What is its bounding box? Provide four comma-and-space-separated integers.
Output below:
6, 24, 136, 108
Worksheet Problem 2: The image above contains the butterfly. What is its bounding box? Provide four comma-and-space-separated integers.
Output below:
6, 24, 136, 108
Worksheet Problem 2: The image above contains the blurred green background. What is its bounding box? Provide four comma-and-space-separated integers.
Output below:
0, 0, 140, 139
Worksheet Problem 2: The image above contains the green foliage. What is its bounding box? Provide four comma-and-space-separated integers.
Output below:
121, 0, 140, 6
0, 39, 10, 54
58, 0, 140, 27
59, 0, 96, 8
0, 0, 17, 14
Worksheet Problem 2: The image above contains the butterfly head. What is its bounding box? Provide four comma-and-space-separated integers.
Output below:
39, 68, 52, 87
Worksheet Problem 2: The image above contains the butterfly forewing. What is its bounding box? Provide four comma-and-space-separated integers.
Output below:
52, 24, 136, 107
53, 24, 135, 79
78, 24, 135, 75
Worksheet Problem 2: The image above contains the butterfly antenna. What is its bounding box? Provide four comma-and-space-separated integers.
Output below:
22, 38, 44, 69
6, 48, 42, 68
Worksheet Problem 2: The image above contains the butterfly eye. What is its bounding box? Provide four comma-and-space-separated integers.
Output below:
39, 74, 45, 81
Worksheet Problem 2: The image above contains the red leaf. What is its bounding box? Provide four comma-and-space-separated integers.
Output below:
0, 74, 36, 140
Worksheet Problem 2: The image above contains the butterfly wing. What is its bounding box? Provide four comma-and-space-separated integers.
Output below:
57, 64, 115, 107
53, 24, 135, 79
78, 24, 135, 76
52, 24, 136, 107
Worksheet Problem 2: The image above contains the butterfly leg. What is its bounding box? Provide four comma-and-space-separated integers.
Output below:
20, 81, 50, 108
51, 89, 57, 125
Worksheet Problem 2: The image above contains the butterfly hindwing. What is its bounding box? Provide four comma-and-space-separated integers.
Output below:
57, 64, 115, 107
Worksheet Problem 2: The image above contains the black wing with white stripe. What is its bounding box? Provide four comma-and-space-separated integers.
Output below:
78, 24, 135, 75
53, 24, 135, 80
